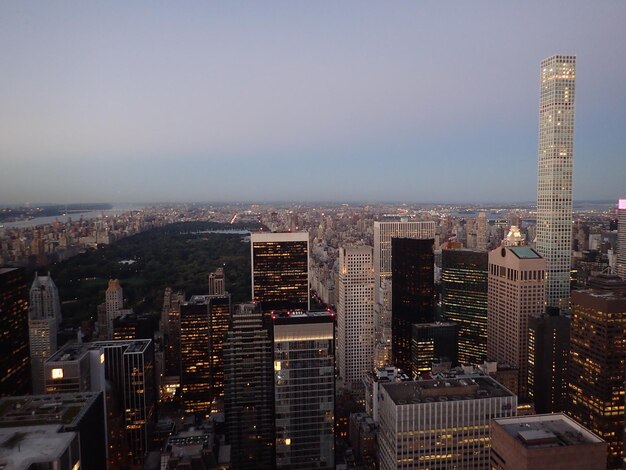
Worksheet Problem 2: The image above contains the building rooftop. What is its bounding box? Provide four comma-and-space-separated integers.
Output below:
508, 246, 542, 259
412, 321, 457, 329
271, 309, 336, 324
381, 375, 514, 406
365, 366, 411, 383
47, 339, 151, 363
0, 425, 76, 469
0, 393, 101, 428
46, 342, 96, 363
586, 274, 626, 291
493, 413, 604, 447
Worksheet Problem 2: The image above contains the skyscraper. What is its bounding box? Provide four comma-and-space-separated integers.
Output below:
161, 288, 184, 376
45, 339, 155, 467
616, 198, 626, 279
373, 278, 392, 368
441, 249, 488, 365
528, 308, 570, 414
567, 275, 626, 468
180, 296, 212, 414
206, 293, 231, 407
373, 221, 435, 365
373, 221, 436, 287
224, 303, 275, 470
98, 278, 130, 339
0, 267, 30, 397
391, 238, 435, 377
29, 273, 61, 394
180, 294, 231, 414
251, 232, 310, 312
487, 245, 545, 398
476, 211, 488, 251
208, 267, 226, 296
535, 55, 576, 312
273, 311, 335, 469
337, 245, 374, 390
29, 273, 61, 325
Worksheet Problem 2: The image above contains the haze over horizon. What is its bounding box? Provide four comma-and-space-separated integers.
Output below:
1, 2, 625, 205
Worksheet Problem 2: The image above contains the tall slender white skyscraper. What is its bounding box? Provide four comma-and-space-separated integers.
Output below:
337, 245, 374, 390
535, 55, 576, 312
617, 199, 626, 280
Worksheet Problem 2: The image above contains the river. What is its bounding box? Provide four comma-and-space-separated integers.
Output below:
0, 204, 145, 228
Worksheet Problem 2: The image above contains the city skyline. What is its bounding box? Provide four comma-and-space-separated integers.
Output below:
1, 2, 625, 204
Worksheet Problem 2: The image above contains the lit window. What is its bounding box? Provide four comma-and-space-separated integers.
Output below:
52, 368, 63, 379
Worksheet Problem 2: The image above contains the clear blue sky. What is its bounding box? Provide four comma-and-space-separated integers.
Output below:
1, 1, 625, 204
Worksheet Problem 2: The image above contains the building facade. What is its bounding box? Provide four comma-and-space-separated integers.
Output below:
378, 376, 517, 469
490, 413, 606, 470
337, 245, 374, 390
617, 198, 626, 279
207, 293, 231, 407
391, 238, 435, 377
208, 266, 226, 296
180, 296, 211, 414
476, 211, 488, 251
488, 246, 545, 398
441, 249, 488, 365
0, 393, 107, 470
251, 232, 310, 312
45, 339, 154, 467
273, 311, 335, 469
411, 322, 458, 376
28, 274, 61, 394
161, 288, 184, 376
535, 55, 576, 312
527, 309, 570, 414
373, 221, 435, 368
224, 303, 275, 470
373, 221, 437, 284
0, 267, 30, 397
567, 276, 626, 468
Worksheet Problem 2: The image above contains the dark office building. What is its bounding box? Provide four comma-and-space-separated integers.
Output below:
411, 321, 458, 376
96, 339, 155, 467
567, 275, 626, 469
113, 312, 158, 341
224, 303, 275, 470
0, 267, 30, 396
208, 293, 231, 406
528, 308, 570, 414
180, 296, 212, 414
391, 238, 435, 376
180, 294, 231, 414
251, 232, 310, 313
162, 288, 184, 376
441, 249, 488, 365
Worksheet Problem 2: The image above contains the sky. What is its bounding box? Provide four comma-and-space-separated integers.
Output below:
1, 1, 625, 205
